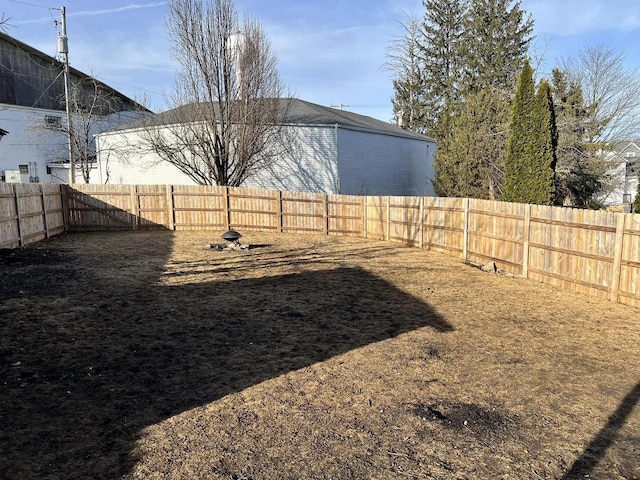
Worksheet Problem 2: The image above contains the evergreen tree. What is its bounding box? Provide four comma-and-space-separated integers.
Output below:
462, 0, 534, 93
434, 88, 510, 199
551, 68, 605, 207
387, 0, 535, 199
504, 61, 557, 205
432, 0, 533, 198
531, 79, 558, 204
418, 0, 467, 148
503, 59, 536, 202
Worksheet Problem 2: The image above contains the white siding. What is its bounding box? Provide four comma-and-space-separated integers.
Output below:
336, 127, 435, 196
0, 105, 67, 183
599, 156, 638, 206
243, 125, 339, 193
95, 121, 436, 197
0, 104, 146, 184
97, 124, 341, 192
95, 129, 197, 185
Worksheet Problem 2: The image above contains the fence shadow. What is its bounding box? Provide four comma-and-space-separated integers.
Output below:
0, 230, 453, 479
65, 186, 168, 232
561, 381, 640, 479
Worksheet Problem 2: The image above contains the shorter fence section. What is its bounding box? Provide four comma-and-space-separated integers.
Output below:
0, 183, 64, 248
1, 183, 638, 309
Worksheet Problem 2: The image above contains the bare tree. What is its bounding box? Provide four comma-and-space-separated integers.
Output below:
140, 0, 289, 186
34, 77, 144, 183
0, 13, 10, 32
554, 46, 640, 205
560, 45, 640, 146
383, 13, 427, 132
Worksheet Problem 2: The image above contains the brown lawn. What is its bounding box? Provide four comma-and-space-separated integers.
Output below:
0, 230, 639, 480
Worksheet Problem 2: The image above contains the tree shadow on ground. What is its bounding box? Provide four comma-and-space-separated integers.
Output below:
0, 231, 452, 479
561, 381, 640, 480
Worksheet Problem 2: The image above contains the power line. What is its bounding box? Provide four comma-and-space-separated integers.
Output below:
92, 75, 165, 98
7, 0, 55, 9
30, 68, 64, 107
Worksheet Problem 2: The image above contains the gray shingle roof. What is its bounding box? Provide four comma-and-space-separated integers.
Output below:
283, 99, 433, 142
113, 98, 433, 142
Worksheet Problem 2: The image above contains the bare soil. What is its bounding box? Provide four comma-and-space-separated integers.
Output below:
1, 230, 639, 480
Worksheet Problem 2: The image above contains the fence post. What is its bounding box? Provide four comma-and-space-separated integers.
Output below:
386, 196, 391, 241
277, 190, 283, 233
130, 185, 138, 230
223, 186, 231, 230
166, 184, 175, 231
463, 198, 470, 262
610, 213, 626, 303
522, 204, 532, 278
361, 196, 367, 239
40, 184, 50, 239
13, 184, 23, 247
419, 197, 425, 249
323, 194, 329, 235
61, 184, 70, 233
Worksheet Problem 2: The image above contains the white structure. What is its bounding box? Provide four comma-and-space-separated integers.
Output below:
0, 105, 144, 184
95, 99, 436, 196
599, 141, 639, 207
0, 32, 149, 184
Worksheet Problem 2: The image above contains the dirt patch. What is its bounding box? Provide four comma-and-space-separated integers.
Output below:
1, 230, 639, 480
413, 401, 512, 434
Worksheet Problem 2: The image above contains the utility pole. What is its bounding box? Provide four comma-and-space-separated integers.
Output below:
58, 6, 74, 183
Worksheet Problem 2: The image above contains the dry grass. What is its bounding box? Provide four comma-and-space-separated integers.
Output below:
1, 230, 639, 480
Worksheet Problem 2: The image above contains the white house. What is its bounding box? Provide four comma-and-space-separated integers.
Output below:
95, 98, 436, 196
0, 32, 149, 184
599, 141, 639, 207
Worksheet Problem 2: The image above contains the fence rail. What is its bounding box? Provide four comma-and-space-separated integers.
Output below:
1, 183, 638, 308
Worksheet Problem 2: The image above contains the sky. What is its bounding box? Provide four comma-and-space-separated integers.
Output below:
2, 0, 640, 122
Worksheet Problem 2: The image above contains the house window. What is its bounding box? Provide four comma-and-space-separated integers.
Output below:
44, 115, 62, 129
623, 194, 632, 203
46, 166, 52, 175
18, 164, 29, 174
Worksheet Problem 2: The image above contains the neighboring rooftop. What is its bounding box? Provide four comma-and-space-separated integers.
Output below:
282, 98, 433, 142
0, 32, 150, 113
110, 98, 433, 142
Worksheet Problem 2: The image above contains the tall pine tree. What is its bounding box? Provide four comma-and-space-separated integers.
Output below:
431, 0, 533, 198
418, 0, 467, 148
462, 0, 533, 93
504, 61, 557, 205
387, 0, 535, 199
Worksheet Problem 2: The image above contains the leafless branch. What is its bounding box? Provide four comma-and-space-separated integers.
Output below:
138, 0, 290, 186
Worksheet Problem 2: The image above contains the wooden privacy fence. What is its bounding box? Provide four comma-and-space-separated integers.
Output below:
63, 184, 365, 237
0, 183, 65, 248
1, 183, 639, 308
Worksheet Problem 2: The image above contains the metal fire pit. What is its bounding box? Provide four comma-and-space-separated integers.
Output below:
221, 229, 243, 246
